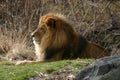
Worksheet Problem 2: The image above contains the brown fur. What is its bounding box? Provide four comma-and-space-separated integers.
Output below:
16, 13, 110, 65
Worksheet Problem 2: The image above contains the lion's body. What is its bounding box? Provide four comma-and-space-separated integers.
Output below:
31, 13, 110, 61
16, 13, 110, 65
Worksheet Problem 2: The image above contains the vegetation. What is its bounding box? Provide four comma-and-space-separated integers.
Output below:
0, 59, 94, 80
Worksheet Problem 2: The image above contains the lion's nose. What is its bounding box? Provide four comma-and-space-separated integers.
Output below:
31, 33, 34, 37
32, 35, 34, 37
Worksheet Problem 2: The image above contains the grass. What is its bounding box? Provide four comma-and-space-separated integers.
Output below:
0, 59, 94, 80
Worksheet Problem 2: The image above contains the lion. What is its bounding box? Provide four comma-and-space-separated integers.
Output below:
16, 13, 110, 65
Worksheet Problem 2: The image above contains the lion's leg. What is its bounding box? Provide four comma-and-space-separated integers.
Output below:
81, 42, 110, 59
15, 59, 55, 65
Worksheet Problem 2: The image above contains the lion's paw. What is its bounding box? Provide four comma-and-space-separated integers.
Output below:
16, 60, 28, 65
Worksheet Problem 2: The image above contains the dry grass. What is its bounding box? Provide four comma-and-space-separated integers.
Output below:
0, 0, 120, 61
0, 24, 35, 61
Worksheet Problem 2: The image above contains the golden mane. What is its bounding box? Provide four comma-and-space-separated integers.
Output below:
38, 13, 77, 50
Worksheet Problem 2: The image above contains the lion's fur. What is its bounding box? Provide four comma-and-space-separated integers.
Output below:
31, 13, 110, 61
16, 13, 110, 65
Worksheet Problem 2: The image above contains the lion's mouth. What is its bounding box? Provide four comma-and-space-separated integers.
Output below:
32, 37, 39, 44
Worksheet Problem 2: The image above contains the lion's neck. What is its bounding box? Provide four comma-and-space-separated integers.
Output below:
33, 41, 45, 61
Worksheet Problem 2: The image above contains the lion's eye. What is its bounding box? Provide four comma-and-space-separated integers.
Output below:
40, 27, 45, 33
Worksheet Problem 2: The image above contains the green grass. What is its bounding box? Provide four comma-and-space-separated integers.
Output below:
0, 59, 94, 80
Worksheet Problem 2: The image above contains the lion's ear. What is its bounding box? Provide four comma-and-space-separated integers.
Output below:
47, 18, 56, 28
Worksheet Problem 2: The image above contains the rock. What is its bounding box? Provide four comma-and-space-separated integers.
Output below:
75, 55, 120, 80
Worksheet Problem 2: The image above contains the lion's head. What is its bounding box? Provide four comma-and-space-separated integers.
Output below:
31, 13, 77, 53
